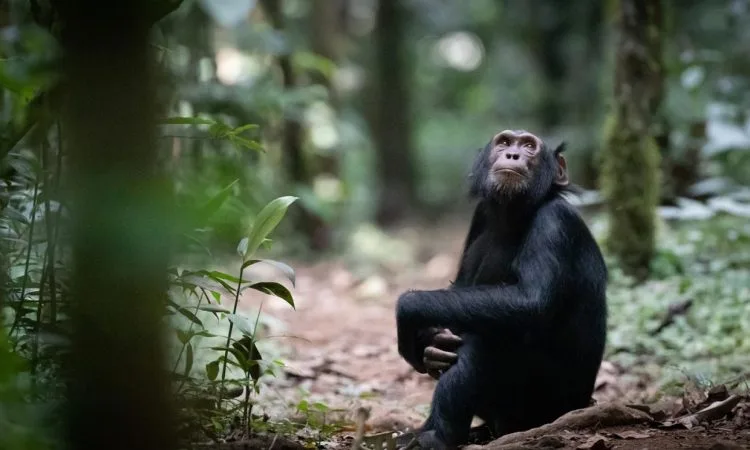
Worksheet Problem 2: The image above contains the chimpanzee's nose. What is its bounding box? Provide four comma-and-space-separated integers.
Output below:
505, 151, 521, 160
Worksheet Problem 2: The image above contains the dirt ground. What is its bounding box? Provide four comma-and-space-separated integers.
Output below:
237, 218, 750, 450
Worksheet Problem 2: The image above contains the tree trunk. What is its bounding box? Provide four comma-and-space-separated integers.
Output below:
569, 0, 605, 188
371, 0, 417, 227
262, 0, 332, 250
57, 2, 176, 449
601, 0, 664, 280
527, 0, 571, 134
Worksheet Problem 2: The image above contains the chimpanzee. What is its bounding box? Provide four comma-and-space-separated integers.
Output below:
395, 129, 608, 449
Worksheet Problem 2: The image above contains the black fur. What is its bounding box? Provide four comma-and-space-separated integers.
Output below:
396, 132, 608, 449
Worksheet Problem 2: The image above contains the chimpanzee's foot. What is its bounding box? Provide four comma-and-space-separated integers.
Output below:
396, 430, 457, 450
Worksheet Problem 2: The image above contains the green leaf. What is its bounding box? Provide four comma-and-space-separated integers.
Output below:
208, 122, 231, 138
196, 179, 238, 224
198, 304, 231, 314
167, 295, 204, 327
312, 402, 329, 412
177, 274, 233, 298
176, 329, 190, 344
227, 314, 256, 336
247, 282, 295, 309
184, 343, 194, 377
236, 238, 248, 258
231, 124, 259, 134
243, 196, 297, 260
206, 360, 219, 381
161, 116, 215, 126
207, 270, 242, 284
233, 336, 262, 380
210, 346, 249, 372
229, 135, 264, 152
243, 259, 296, 287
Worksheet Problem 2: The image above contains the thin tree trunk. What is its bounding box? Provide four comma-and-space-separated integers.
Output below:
601, 0, 664, 280
371, 0, 417, 226
527, 0, 571, 134
57, 2, 176, 450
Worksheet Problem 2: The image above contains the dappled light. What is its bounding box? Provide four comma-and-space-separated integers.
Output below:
1, 1, 750, 450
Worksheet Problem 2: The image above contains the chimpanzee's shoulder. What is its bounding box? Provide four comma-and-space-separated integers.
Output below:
538, 195, 586, 223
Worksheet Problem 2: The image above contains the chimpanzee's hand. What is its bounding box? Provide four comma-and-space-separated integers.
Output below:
423, 328, 462, 380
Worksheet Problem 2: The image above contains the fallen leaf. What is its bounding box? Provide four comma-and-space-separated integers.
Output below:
612, 430, 650, 439
578, 434, 610, 450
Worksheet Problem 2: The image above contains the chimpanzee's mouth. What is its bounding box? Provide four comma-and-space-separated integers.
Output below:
494, 168, 526, 177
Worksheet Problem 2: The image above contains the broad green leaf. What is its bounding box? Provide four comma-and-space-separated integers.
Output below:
227, 313, 256, 337
243, 196, 297, 260
234, 335, 261, 360
210, 346, 249, 371
206, 360, 219, 381
243, 259, 296, 287
233, 335, 262, 380
247, 282, 295, 309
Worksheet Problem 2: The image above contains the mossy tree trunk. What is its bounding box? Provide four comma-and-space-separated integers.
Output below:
601, 0, 664, 280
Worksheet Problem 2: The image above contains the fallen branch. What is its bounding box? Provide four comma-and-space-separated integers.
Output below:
467, 403, 651, 449
677, 395, 742, 429
650, 298, 693, 336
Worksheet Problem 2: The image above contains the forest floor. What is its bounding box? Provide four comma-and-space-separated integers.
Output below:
237, 217, 750, 450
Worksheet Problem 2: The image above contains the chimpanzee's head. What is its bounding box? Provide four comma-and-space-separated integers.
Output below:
469, 129, 569, 205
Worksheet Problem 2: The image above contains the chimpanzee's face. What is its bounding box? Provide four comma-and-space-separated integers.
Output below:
469, 129, 569, 203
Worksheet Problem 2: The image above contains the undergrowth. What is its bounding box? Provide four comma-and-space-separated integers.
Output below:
595, 214, 750, 394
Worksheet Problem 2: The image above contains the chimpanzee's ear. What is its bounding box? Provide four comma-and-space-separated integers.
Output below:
553, 143, 569, 187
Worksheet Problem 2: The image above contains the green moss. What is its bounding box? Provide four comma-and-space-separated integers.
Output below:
600, 111, 662, 279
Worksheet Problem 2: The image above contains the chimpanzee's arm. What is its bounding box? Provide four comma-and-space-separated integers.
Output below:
452, 201, 486, 286
400, 202, 486, 371
397, 202, 575, 339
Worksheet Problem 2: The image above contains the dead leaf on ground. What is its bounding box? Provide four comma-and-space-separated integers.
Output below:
611, 430, 650, 439
577, 434, 610, 450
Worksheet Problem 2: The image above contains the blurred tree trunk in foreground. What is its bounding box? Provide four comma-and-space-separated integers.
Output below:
58, 1, 176, 449
601, 0, 664, 280
370, 0, 417, 227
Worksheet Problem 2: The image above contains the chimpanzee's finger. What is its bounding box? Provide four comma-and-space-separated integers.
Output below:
424, 359, 452, 371
427, 369, 442, 380
433, 331, 463, 349
424, 346, 458, 363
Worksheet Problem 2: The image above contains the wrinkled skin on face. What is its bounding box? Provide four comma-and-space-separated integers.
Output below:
469, 129, 569, 206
